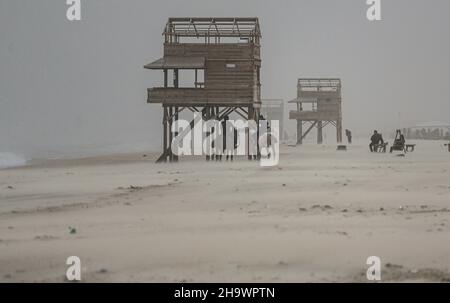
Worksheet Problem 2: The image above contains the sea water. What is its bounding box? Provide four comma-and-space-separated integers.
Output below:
0, 152, 27, 169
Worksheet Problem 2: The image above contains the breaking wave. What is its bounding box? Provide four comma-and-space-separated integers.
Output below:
0, 152, 27, 169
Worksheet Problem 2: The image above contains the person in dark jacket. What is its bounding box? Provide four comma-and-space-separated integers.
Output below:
369, 130, 384, 152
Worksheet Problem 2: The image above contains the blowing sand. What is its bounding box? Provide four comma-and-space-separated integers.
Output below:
1, 139, 450, 282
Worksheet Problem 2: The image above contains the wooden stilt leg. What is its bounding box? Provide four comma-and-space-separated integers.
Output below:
206, 107, 210, 161
174, 107, 179, 162
337, 119, 343, 143
297, 119, 303, 145
247, 106, 252, 160
317, 121, 323, 144
169, 106, 173, 162
156, 105, 169, 163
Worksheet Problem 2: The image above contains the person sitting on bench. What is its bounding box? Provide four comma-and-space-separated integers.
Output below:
369, 130, 384, 152
390, 129, 406, 153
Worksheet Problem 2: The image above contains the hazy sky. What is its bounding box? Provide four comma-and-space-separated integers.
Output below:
1, 0, 450, 157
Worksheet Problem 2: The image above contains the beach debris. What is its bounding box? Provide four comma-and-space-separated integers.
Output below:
341, 209, 348, 213
311, 204, 333, 211
129, 185, 142, 190
97, 268, 108, 274
7, 186, 14, 189
3, 274, 12, 279
119, 185, 145, 191
298, 208, 307, 212
68, 226, 77, 234
35, 235, 58, 241
399, 206, 405, 211
142, 154, 147, 157
380, 207, 384, 211
385, 263, 403, 269
337, 231, 348, 236
282, 183, 286, 187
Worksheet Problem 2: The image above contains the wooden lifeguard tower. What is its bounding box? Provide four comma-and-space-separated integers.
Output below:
289, 78, 343, 144
144, 17, 262, 162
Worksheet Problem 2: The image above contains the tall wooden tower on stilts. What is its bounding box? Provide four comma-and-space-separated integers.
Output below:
144, 18, 262, 162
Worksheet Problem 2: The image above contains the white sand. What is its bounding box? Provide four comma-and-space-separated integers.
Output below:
1, 139, 450, 282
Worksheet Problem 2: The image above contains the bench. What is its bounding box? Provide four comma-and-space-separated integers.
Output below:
373, 142, 388, 153
405, 144, 416, 152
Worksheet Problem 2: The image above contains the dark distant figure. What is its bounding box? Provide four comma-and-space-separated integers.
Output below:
390, 129, 406, 153
222, 115, 238, 161
345, 129, 352, 144
369, 130, 384, 152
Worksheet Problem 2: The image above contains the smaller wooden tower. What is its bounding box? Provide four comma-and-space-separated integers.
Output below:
289, 78, 342, 144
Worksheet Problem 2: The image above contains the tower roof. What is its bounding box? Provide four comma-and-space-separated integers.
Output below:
163, 17, 261, 38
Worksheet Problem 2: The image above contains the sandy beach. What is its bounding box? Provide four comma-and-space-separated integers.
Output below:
1, 139, 450, 282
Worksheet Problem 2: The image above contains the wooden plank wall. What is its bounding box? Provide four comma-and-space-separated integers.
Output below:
289, 110, 340, 121
148, 88, 254, 105
317, 99, 341, 113
164, 43, 260, 60
158, 43, 261, 105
